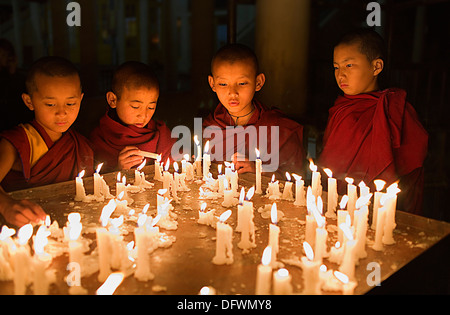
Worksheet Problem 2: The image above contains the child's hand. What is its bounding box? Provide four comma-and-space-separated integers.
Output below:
0, 195, 47, 227
118, 146, 145, 170
232, 153, 256, 174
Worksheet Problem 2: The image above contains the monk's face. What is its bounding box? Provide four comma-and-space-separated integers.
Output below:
107, 86, 159, 128
22, 74, 83, 142
209, 59, 265, 118
333, 43, 383, 95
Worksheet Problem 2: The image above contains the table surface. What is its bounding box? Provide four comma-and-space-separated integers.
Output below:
1, 165, 449, 295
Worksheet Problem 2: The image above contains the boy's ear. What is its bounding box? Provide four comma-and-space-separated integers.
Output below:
106, 91, 118, 108
22, 93, 34, 111
373, 58, 384, 76
255, 73, 266, 92
208, 75, 216, 92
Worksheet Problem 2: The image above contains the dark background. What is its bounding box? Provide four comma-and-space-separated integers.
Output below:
0, 0, 449, 222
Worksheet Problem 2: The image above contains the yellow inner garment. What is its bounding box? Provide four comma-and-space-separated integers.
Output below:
20, 123, 49, 168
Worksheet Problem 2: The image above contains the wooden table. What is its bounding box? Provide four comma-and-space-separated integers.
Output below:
1, 165, 449, 295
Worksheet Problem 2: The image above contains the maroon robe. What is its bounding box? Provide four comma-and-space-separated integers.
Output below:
0, 120, 94, 192
318, 88, 428, 214
89, 109, 176, 172
202, 100, 305, 175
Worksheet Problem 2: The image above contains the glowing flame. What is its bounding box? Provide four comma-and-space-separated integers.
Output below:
142, 204, 150, 214
78, 170, 85, 178
219, 210, 232, 223
137, 159, 146, 171
339, 220, 354, 241
246, 186, 255, 201
320, 264, 327, 273
309, 159, 317, 172
122, 176, 126, 185
183, 153, 190, 161
386, 182, 401, 196
255, 148, 260, 159
200, 202, 207, 213
96, 272, 125, 295
303, 241, 314, 261
68, 213, 82, 241
17, 224, 33, 246
356, 193, 373, 209
239, 187, 245, 204
317, 196, 323, 215
339, 195, 349, 209
218, 164, 222, 175
173, 162, 179, 173
117, 191, 125, 201
137, 214, 147, 227
0, 226, 15, 241
204, 141, 210, 154
312, 205, 325, 228
223, 178, 229, 190
261, 246, 272, 266
110, 216, 124, 230
194, 135, 199, 145
200, 286, 215, 295
100, 199, 117, 227
285, 172, 291, 182
374, 179, 386, 192
277, 268, 289, 278
334, 271, 349, 284
117, 172, 121, 182
164, 158, 170, 172
151, 214, 161, 227
324, 168, 333, 178
292, 173, 302, 182
345, 177, 354, 185
95, 163, 103, 174
334, 241, 341, 249
157, 154, 161, 162
271, 203, 278, 225
34, 225, 50, 255
271, 174, 275, 183
44, 215, 51, 227
158, 188, 168, 196
358, 181, 367, 188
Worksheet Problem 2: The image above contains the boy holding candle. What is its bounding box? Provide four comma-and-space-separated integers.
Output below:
90, 61, 177, 172
203, 43, 306, 176
0, 56, 94, 227
318, 29, 428, 214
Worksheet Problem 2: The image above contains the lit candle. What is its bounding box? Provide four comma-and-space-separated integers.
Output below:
371, 179, 386, 230
134, 160, 146, 186
305, 202, 317, 249
337, 195, 349, 244
154, 154, 162, 181
75, 170, 87, 202
267, 175, 281, 200
237, 187, 256, 253
309, 159, 322, 199
329, 241, 344, 264
183, 154, 194, 181
273, 268, 293, 295
97, 199, 116, 282
314, 214, 327, 264
12, 224, 33, 295
345, 177, 357, 221
32, 225, 51, 295
94, 163, 105, 199
222, 178, 238, 207
230, 163, 239, 194
0, 226, 15, 281
194, 135, 202, 177
354, 194, 372, 260
217, 164, 225, 194
338, 221, 357, 280
255, 246, 272, 295
116, 172, 126, 199
255, 148, 263, 194
372, 195, 388, 252
324, 168, 337, 219
358, 181, 370, 197
300, 241, 321, 295
203, 140, 211, 180
199, 286, 217, 295
282, 172, 294, 201
163, 159, 173, 198
66, 213, 84, 269
212, 210, 234, 265
268, 203, 280, 268
197, 202, 216, 227
334, 271, 357, 295
235, 187, 245, 232
382, 183, 401, 245
291, 173, 305, 207
134, 214, 156, 281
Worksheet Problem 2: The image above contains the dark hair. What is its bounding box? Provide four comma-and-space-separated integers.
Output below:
211, 43, 260, 75
111, 61, 159, 99
25, 56, 81, 95
335, 28, 386, 63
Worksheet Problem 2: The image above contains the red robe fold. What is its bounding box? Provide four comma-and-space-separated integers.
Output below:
202, 100, 305, 175
89, 109, 176, 172
1, 120, 94, 192
318, 88, 428, 214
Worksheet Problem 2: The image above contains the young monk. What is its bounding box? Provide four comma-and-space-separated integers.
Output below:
318, 29, 428, 214
0, 56, 94, 227
203, 43, 305, 176
90, 61, 176, 172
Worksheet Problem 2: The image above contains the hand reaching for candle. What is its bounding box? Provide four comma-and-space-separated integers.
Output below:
232, 153, 256, 174
118, 146, 145, 170
0, 190, 47, 227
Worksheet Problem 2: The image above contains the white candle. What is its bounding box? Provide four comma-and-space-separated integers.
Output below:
292, 173, 306, 207
314, 226, 328, 264
354, 194, 372, 259
382, 183, 400, 245
235, 187, 245, 232
273, 268, 293, 295
255, 246, 272, 295
12, 224, 33, 295
255, 148, 263, 194
93, 163, 104, 198
345, 177, 357, 221
323, 168, 337, 219
329, 241, 344, 264
194, 135, 202, 177
134, 159, 147, 187
32, 225, 51, 295
309, 160, 322, 199
96, 228, 112, 282
358, 181, 370, 197
154, 154, 162, 181
237, 187, 256, 253
268, 203, 280, 268
222, 178, 237, 207
371, 179, 386, 230
230, 163, 238, 193
162, 159, 173, 198
338, 223, 357, 280
212, 210, 234, 265
372, 202, 387, 252
203, 141, 211, 180
282, 172, 294, 201
116, 173, 126, 199
197, 202, 216, 227
217, 165, 225, 194
267, 175, 281, 200
134, 214, 156, 281
301, 242, 321, 295
183, 154, 194, 181
337, 195, 349, 243
66, 213, 84, 269
75, 170, 87, 201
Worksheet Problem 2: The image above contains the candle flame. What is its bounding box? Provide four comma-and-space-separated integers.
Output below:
34, 225, 50, 255
323, 168, 333, 178
110, 215, 124, 230
158, 188, 168, 196
255, 148, 260, 159
204, 140, 210, 154
45, 215, 51, 227
194, 135, 199, 145
151, 214, 161, 227
285, 172, 291, 182
218, 164, 222, 174
122, 176, 126, 185
164, 158, 170, 171
358, 181, 367, 188
309, 159, 317, 172
199, 286, 215, 295
223, 178, 229, 190
312, 205, 325, 228
317, 196, 323, 215
173, 162, 179, 173
380, 193, 395, 206
339, 221, 354, 241
271, 174, 275, 183
183, 153, 190, 161
239, 187, 245, 204
386, 182, 401, 196
96, 272, 125, 295
137, 214, 147, 227
335, 241, 341, 249
118, 191, 125, 200
355, 193, 373, 209
0, 226, 15, 241
200, 202, 207, 212
96, 163, 104, 174
117, 172, 121, 182
142, 204, 150, 214
137, 159, 146, 171
78, 170, 85, 178
339, 195, 349, 209
292, 173, 302, 182
334, 271, 349, 284
126, 241, 134, 251
219, 210, 232, 223
246, 186, 255, 201
374, 179, 386, 192
303, 241, 314, 261
17, 224, 33, 245
277, 268, 289, 278
261, 246, 272, 266
100, 199, 117, 227
271, 203, 278, 224
320, 264, 327, 273
345, 177, 354, 185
